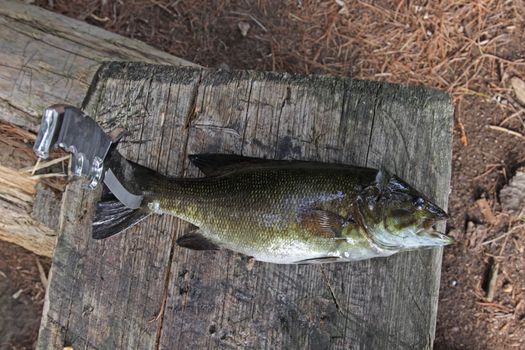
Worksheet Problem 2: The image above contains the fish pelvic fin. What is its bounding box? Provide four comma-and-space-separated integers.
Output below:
92, 193, 151, 239
294, 256, 344, 264
176, 229, 220, 250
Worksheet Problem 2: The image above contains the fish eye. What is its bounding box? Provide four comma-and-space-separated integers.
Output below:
414, 197, 425, 210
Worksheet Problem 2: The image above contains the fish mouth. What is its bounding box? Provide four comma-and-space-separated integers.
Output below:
418, 217, 454, 245
420, 229, 455, 245
415, 198, 452, 244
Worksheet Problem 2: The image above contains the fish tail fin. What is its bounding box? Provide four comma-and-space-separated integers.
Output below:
91, 192, 151, 239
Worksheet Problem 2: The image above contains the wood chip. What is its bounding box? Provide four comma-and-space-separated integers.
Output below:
476, 198, 498, 225
502, 281, 513, 293
246, 257, 255, 271
238, 22, 251, 37
510, 76, 525, 106
12, 289, 23, 299
486, 261, 499, 302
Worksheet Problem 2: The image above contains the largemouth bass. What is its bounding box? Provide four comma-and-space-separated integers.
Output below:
93, 154, 452, 264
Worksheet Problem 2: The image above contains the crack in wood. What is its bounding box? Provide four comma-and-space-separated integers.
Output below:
239, 80, 254, 154
154, 232, 176, 350
365, 85, 382, 167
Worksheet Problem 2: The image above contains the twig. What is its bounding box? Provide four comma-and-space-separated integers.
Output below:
472, 164, 501, 181
148, 293, 166, 323
89, 13, 110, 22
29, 173, 67, 179
487, 125, 525, 139
499, 110, 525, 128
477, 301, 513, 312
30, 158, 41, 176
35, 257, 48, 289
480, 53, 525, 65
455, 99, 469, 146
20, 155, 70, 173
482, 224, 525, 245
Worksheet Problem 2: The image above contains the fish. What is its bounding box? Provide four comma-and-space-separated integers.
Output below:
92, 153, 453, 264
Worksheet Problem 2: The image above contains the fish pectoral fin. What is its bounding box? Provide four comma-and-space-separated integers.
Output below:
176, 229, 220, 251
298, 209, 345, 238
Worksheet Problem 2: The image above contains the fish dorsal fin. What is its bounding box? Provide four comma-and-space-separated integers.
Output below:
188, 153, 277, 176
375, 167, 391, 193
189, 153, 377, 177
176, 229, 220, 251
298, 209, 347, 238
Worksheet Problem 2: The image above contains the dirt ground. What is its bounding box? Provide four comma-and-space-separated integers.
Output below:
0, 240, 50, 349
2, 0, 524, 348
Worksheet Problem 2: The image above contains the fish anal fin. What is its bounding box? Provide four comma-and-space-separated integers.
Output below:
176, 229, 220, 251
298, 209, 345, 238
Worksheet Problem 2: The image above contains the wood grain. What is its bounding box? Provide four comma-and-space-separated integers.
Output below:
38, 62, 453, 349
0, 0, 195, 130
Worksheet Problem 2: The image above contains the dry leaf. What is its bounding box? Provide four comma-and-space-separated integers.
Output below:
476, 198, 498, 225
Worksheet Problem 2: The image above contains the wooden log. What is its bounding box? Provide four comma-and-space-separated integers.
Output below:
0, 164, 56, 256
0, 0, 195, 256
0, 0, 195, 130
0, 120, 60, 257
37, 62, 453, 349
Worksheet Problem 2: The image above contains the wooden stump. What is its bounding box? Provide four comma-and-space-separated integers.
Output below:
37, 62, 453, 349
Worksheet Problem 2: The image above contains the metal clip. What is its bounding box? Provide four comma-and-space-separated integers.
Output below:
34, 105, 145, 209
33, 105, 112, 189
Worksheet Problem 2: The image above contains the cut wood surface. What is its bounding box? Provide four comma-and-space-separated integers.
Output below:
0, 165, 56, 256
0, 0, 195, 256
38, 62, 453, 349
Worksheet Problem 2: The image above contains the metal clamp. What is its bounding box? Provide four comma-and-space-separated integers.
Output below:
34, 104, 145, 209
33, 105, 112, 189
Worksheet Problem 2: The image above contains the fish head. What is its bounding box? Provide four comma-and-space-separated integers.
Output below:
359, 171, 453, 251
